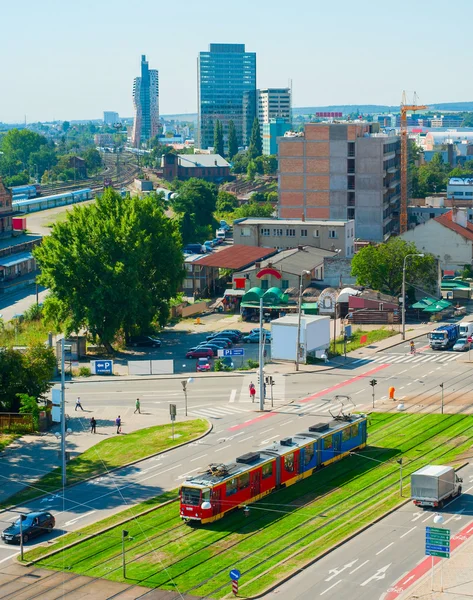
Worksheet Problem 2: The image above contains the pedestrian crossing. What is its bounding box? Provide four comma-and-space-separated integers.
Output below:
354, 352, 461, 366
188, 405, 251, 420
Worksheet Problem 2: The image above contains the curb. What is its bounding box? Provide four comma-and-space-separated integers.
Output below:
244, 461, 469, 599
5, 419, 213, 514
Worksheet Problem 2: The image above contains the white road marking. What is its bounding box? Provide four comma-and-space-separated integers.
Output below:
176, 467, 201, 480
325, 560, 358, 581
402, 575, 416, 585
320, 580, 342, 595
400, 526, 417, 538
260, 435, 279, 445
349, 559, 369, 574
214, 445, 231, 453
376, 542, 394, 555
65, 511, 96, 526
229, 389, 237, 403
140, 463, 182, 483
279, 420, 294, 426
238, 436, 254, 443
190, 454, 208, 462
354, 390, 364, 395
411, 513, 423, 522
399, 369, 408, 374
422, 514, 432, 523
360, 564, 391, 586
444, 509, 464, 524
260, 428, 274, 434
0, 553, 19, 564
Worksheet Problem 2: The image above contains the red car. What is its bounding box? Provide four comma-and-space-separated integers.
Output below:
186, 348, 213, 359
196, 358, 211, 372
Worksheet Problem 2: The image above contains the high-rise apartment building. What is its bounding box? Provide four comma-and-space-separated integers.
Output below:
103, 111, 120, 125
198, 43, 256, 150
132, 55, 159, 147
258, 88, 291, 127
278, 122, 401, 241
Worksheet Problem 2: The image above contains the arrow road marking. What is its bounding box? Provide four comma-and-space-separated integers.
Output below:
444, 509, 464, 524
402, 575, 415, 585
360, 564, 391, 587
320, 580, 342, 596
325, 559, 358, 581
65, 511, 96, 526
411, 512, 423, 522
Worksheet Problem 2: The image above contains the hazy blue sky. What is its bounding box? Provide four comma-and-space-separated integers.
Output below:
1, 0, 472, 123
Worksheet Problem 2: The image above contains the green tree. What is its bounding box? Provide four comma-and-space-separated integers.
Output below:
216, 191, 238, 213
246, 160, 256, 181
62, 121, 71, 133
172, 179, 217, 228
351, 238, 437, 296
234, 201, 274, 219
18, 394, 44, 431
0, 348, 26, 412
82, 147, 102, 172
213, 120, 224, 156
1, 129, 48, 167
227, 120, 238, 160
34, 189, 184, 351
29, 144, 57, 179
248, 117, 263, 159
231, 151, 249, 174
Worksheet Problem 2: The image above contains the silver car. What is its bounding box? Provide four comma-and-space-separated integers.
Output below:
453, 337, 470, 352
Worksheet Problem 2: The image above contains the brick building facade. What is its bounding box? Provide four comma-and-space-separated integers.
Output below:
0, 179, 16, 237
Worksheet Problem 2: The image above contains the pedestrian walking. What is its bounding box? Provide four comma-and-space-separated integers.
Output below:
90, 417, 97, 434
249, 382, 256, 402
75, 397, 84, 411
116, 415, 122, 434
134, 398, 141, 414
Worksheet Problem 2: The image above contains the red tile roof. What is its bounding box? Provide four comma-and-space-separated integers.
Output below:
434, 210, 473, 242
196, 244, 278, 270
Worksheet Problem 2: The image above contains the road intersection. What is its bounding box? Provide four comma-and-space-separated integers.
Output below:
0, 333, 472, 599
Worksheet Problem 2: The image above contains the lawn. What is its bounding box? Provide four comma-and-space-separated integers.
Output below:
331, 327, 396, 356
0, 433, 18, 452
27, 413, 473, 598
2, 419, 208, 510
0, 318, 57, 347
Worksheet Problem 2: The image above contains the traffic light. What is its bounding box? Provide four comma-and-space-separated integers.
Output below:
369, 379, 377, 387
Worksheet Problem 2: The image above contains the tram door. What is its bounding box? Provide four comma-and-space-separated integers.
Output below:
293, 452, 300, 475
333, 433, 342, 456
211, 487, 221, 516
250, 470, 261, 497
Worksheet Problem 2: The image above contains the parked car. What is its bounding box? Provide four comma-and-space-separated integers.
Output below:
2, 511, 55, 544
243, 331, 271, 343
202, 339, 228, 349
206, 336, 233, 347
221, 356, 234, 370
183, 243, 205, 255
250, 328, 270, 337
197, 343, 225, 353
203, 241, 214, 252
186, 347, 214, 359
196, 357, 211, 372
207, 331, 239, 342
212, 238, 220, 246
219, 329, 243, 340
127, 335, 161, 348
453, 337, 470, 352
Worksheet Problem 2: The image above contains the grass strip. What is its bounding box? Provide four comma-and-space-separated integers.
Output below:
4, 419, 208, 510
29, 414, 473, 597
0, 433, 19, 452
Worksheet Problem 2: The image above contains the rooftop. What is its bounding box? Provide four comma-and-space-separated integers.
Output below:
236, 246, 337, 276
434, 210, 473, 242
235, 218, 352, 227
196, 244, 278, 270
176, 154, 230, 168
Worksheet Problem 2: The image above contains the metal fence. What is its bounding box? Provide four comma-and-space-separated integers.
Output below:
0, 413, 34, 433
128, 360, 174, 376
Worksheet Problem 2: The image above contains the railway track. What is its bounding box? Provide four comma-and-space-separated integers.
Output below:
27, 413, 473, 600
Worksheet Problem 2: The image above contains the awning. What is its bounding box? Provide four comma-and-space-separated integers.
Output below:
224, 289, 246, 297
263, 286, 289, 305
411, 297, 436, 309
241, 302, 297, 310
242, 287, 265, 303
422, 299, 453, 313
0, 251, 34, 268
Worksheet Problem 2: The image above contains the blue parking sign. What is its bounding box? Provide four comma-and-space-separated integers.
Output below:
95, 360, 113, 375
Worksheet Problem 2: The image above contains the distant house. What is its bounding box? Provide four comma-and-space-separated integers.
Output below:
400, 208, 473, 272
161, 153, 231, 183
68, 156, 87, 178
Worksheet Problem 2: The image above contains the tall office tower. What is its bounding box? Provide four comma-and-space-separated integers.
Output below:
258, 88, 291, 127
198, 43, 256, 150
277, 122, 401, 241
103, 111, 120, 125
132, 55, 159, 147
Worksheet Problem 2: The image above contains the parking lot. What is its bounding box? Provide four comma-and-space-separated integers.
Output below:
124, 328, 271, 374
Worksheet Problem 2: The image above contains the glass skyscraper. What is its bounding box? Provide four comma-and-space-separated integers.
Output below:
132, 55, 159, 147
197, 44, 256, 150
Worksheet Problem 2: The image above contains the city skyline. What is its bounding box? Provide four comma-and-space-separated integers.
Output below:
1, 0, 473, 123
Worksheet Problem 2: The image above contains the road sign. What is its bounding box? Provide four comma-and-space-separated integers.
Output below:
94, 360, 113, 375
426, 527, 450, 559
229, 569, 241, 581
169, 404, 177, 421
218, 348, 245, 357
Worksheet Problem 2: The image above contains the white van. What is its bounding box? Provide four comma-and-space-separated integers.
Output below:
459, 322, 473, 338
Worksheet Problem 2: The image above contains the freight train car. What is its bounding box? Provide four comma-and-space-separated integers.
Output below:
12, 188, 92, 213
180, 413, 367, 523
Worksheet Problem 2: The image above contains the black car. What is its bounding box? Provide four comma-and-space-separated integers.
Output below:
1, 511, 55, 544
127, 335, 162, 348
207, 332, 239, 343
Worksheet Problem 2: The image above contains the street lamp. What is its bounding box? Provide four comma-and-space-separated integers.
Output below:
440, 383, 444, 414
432, 513, 445, 592
295, 270, 311, 372
122, 529, 129, 578
181, 377, 194, 417
401, 253, 424, 340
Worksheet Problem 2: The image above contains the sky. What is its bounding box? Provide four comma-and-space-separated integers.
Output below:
1, 0, 472, 123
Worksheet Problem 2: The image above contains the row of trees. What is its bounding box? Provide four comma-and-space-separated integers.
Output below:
0, 129, 102, 187
411, 151, 473, 199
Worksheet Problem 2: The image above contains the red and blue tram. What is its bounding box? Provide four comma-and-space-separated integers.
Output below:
180, 414, 367, 523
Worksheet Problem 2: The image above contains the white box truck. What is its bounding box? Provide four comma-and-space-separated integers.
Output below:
271, 315, 330, 362
459, 321, 473, 338
411, 465, 462, 508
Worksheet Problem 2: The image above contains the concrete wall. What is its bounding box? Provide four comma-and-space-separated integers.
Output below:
400, 220, 473, 271
323, 257, 355, 287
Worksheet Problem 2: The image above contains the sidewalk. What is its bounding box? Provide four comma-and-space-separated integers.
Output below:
399, 533, 473, 600
0, 405, 188, 505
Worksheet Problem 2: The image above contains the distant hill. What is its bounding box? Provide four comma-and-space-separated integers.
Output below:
293, 102, 473, 116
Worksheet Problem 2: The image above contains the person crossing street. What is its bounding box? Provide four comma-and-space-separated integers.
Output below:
134, 398, 141, 414
116, 415, 122, 434
75, 397, 84, 411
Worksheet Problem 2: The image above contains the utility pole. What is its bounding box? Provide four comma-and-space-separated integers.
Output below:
440, 383, 444, 414
397, 458, 403, 496
258, 297, 264, 411
369, 379, 377, 409
61, 338, 66, 487
122, 530, 129, 578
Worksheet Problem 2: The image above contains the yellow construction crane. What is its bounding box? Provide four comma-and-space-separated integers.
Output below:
400, 91, 428, 233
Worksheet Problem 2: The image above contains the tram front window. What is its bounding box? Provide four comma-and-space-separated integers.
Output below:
181, 487, 201, 506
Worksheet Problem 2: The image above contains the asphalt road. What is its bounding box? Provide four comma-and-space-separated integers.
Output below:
0, 336, 471, 592
266, 462, 473, 600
